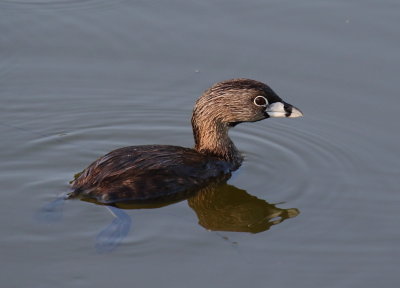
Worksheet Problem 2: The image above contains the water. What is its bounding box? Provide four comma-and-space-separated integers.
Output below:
1, 0, 399, 287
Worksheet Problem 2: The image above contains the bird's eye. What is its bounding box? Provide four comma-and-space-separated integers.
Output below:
253, 96, 268, 107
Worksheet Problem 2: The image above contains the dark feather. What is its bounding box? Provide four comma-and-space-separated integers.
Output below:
70, 145, 232, 203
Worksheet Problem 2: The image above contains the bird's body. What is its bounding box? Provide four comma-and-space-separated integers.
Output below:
70, 145, 232, 203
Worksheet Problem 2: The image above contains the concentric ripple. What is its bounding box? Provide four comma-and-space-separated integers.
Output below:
22, 107, 362, 210
230, 115, 364, 208
22, 104, 366, 249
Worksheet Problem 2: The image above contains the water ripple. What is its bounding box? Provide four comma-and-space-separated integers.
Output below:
18, 108, 360, 209
20, 107, 364, 241
231, 116, 363, 208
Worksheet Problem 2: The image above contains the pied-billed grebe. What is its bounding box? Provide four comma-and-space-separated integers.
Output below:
69, 78, 302, 203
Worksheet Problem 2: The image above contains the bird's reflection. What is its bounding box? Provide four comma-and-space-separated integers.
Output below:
39, 175, 299, 253
188, 182, 299, 233
76, 176, 299, 252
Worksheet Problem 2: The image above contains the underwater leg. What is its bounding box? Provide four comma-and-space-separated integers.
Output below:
95, 206, 132, 253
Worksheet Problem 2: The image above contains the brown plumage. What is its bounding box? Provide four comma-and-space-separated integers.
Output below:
69, 78, 303, 203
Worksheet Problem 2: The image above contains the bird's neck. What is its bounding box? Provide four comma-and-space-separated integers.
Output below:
191, 115, 243, 170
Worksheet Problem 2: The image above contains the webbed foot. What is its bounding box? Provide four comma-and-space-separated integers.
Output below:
95, 206, 132, 253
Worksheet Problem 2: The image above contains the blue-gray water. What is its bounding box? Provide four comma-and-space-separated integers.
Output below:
1, 0, 399, 287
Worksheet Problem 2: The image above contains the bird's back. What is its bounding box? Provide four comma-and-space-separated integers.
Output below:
70, 145, 232, 203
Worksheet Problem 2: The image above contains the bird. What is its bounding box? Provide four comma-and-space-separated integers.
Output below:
68, 78, 303, 204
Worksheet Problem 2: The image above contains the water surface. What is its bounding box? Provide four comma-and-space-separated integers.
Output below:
1, 0, 399, 287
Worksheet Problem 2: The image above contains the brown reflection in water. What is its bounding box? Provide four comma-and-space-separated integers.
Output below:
188, 183, 299, 233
